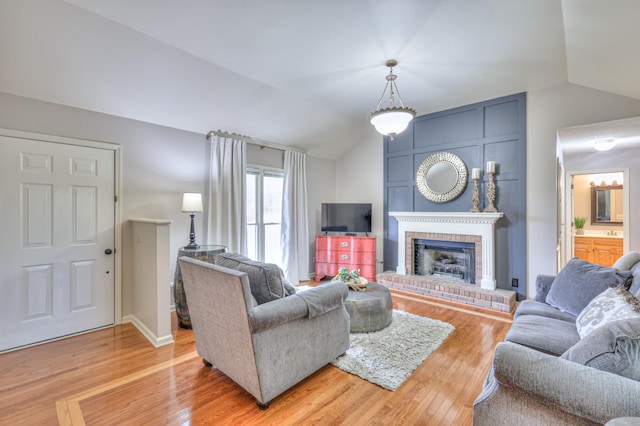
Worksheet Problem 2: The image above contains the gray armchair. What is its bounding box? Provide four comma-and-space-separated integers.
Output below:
178, 256, 350, 409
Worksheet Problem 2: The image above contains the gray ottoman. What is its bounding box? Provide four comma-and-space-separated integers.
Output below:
344, 282, 393, 333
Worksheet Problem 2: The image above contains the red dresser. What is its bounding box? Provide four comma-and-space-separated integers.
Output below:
315, 235, 376, 282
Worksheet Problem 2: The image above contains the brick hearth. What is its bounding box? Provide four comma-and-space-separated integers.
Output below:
377, 271, 516, 313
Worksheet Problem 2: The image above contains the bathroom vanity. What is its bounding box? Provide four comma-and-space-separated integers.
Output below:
574, 235, 623, 267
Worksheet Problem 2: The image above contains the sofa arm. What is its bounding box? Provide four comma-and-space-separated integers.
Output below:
248, 282, 347, 333
492, 342, 640, 423
534, 274, 555, 302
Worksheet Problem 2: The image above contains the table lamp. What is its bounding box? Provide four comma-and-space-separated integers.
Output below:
182, 192, 203, 249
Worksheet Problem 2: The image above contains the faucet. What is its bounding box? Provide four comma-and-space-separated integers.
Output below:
607, 230, 617, 236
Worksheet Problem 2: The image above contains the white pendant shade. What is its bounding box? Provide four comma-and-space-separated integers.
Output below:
370, 108, 415, 137
182, 192, 203, 213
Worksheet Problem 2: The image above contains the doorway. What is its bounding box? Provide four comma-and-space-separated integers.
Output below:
0, 131, 119, 352
563, 169, 628, 268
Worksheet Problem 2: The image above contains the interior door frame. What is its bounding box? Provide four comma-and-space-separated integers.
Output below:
0, 127, 123, 325
562, 167, 630, 269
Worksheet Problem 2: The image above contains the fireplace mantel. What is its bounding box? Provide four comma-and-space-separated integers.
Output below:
389, 211, 503, 290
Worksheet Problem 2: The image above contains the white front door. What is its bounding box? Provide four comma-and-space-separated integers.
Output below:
0, 136, 115, 352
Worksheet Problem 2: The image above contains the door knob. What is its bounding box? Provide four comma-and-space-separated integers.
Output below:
105, 249, 113, 255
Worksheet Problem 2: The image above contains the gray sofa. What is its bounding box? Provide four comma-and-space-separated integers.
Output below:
179, 253, 350, 409
474, 253, 640, 425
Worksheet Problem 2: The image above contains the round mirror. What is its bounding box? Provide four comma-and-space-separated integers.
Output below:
426, 162, 458, 194
416, 152, 468, 203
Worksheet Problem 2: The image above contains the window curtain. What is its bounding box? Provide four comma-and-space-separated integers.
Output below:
281, 150, 309, 284
207, 135, 247, 254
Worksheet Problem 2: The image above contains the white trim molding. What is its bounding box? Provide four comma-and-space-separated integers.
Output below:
389, 211, 503, 290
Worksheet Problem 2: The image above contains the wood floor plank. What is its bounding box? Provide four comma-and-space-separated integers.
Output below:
0, 289, 511, 425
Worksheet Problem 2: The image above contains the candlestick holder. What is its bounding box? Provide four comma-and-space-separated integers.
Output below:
470, 177, 481, 212
484, 171, 498, 212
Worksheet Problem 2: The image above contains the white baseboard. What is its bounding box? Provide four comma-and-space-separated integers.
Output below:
122, 314, 174, 348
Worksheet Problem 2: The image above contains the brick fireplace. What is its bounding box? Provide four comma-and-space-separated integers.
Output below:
378, 211, 516, 313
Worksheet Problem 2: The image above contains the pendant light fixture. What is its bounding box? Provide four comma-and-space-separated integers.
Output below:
369, 59, 416, 140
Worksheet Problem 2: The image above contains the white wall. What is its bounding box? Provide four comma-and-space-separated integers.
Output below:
334, 129, 384, 273
307, 156, 338, 277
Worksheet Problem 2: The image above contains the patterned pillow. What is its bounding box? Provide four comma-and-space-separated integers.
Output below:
576, 285, 640, 339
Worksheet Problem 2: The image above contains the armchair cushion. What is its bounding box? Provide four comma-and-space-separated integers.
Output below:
545, 258, 632, 317
561, 318, 640, 381
215, 253, 295, 304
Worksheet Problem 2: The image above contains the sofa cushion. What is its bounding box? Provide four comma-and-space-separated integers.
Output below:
561, 318, 640, 381
613, 251, 640, 271
545, 258, 633, 317
576, 286, 640, 338
514, 300, 577, 323
215, 253, 293, 304
505, 315, 580, 356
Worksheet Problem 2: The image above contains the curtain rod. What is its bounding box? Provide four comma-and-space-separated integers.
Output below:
205, 130, 306, 154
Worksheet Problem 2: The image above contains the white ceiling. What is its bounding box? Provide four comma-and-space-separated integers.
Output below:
0, 0, 639, 158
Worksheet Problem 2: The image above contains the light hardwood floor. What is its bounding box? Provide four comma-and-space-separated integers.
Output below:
0, 289, 512, 426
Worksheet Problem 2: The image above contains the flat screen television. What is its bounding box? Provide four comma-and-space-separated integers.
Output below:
321, 203, 372, 234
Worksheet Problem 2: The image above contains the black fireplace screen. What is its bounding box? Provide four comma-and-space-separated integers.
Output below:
413, 239, 475, 284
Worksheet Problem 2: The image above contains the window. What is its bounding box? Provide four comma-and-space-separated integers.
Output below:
246, 167, 283, 266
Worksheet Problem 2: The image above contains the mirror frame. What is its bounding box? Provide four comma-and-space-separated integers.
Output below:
416, 152, 468, 203
590, 184, 623, 225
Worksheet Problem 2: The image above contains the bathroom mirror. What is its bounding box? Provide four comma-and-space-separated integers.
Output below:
591, 184, 623, 225
416, 152, 468, 203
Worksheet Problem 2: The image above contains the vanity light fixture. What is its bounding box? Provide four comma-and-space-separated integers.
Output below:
593, 138, 616, 151
369, 59, 416, 140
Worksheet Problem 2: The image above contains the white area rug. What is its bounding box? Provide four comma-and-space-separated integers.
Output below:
331, 310, 455, 391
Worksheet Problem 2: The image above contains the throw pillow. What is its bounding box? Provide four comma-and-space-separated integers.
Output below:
561, 318, 640, 381
576, 286, 640, 338
215, 253, 288, 304
629, 261, 640, 297
545, 258, 633, 317
612, 251, 640, 271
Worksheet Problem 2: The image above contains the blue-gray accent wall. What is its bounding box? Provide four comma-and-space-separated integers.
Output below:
383, 93, 527, 299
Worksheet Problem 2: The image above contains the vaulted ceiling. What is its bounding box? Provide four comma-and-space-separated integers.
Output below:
1, 1, 639, 158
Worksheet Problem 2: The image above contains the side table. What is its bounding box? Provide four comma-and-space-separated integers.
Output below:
174, 245, 226, 329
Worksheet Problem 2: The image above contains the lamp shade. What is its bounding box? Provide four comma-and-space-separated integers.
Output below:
182, 192, 203, 213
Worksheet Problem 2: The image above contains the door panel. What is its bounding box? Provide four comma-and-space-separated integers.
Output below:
0, 136, 115, 352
